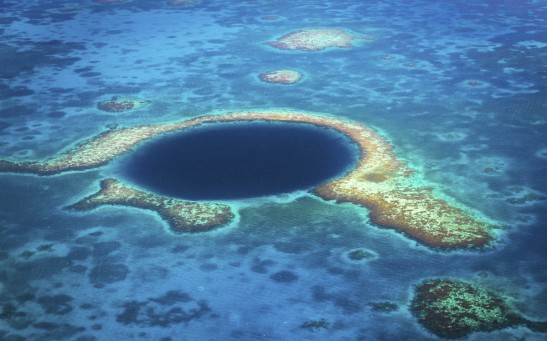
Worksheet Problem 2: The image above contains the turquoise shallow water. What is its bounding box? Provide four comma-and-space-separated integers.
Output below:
0, 1, 546, 340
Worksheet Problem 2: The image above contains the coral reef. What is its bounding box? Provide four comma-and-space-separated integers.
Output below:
300, 318, 329, 331
465, 80, 488, 88
505, 192, 546, 205
116, 291, 211, 327
346, 248, 375, 261
67, 178, 234, 233
97, 96, 150, 113
410, 278, 547, 339
260, 15, 281, 21
93, 0, 127, 4
169, 0, 194, 6
266, 28, 364, 51
0, 110, 495, 248
369, 301, 398, 312
259, 69, 302, 84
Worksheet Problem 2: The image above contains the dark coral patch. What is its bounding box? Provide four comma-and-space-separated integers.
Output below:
67, 247, 90, 261
116, 290, 211, 327
251, 258, 275, 273
300, 318, 329, 331
93, 0, 128, 4
37, 294, 73, 315
369, 301, 398, 312
505, 192, 546, 205
97, 96, 150, 113
410, 278, 547, 339
92, 241, 121, 257
0, 303, 31, 330
270, 270, 298, 283
89, 262, 129, 286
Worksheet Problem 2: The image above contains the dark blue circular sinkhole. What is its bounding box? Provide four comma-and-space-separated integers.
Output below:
118, 121, 359, 201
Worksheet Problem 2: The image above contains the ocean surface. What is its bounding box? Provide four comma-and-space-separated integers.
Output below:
1, 1, 546, 340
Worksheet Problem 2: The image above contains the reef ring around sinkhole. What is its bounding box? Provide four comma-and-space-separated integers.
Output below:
0, 110, 496, 248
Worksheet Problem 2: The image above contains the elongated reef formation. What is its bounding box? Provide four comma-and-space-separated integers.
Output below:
67, 178, 233, 233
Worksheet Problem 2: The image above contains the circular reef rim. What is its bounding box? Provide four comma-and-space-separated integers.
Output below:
0, 109, 496, 248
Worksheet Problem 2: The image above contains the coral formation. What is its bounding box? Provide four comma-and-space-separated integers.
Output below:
505, 192, 546, 205
93, 0, 127, 4
464, 80, 488, 88
347, 248, 375, 261
67, 178, 233, 233
300, 318, 329, 331
169, 0, 194, 6
97, 96, 150, 113
0, 110, 495, 247
260, 15, 281, 21
410, 278, 547, 339
266, 28, 364, 51
341, 248, 377, 264
259, 69, 302, 84
369, 301, 398, 312
116, 291, 211, 327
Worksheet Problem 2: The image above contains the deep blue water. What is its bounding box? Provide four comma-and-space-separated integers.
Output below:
120, 122, 357, 200
0, 1, 546, 340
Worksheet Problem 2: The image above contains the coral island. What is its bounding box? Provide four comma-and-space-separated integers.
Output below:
266, 28, 365, 51
97, 96, 150, 113
0, 110, 495, 247
410, 278, 547, 339
259, 69, 302, 84
67, 178, 233, 233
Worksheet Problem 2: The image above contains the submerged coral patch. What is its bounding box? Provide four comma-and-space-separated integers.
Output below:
410, 278, 547, 339
463, 79, 489, 88
369, 301, 398, 313
341, 248, 378, 263
93, 0, 129, 4
265, 28, 363, 51
259, 69, 302, 84
535, 147, 547, 159
168, 0, 194, 6
259, 15, 282, 21
505, 192, 546, 205
116, 291, 211, 327
97, 96, 150, 113
270, 270, 299, 283
300, 318, 329, 331
89, 262, 129, 287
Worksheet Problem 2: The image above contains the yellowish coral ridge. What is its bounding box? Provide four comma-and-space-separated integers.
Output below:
0, 110, 494, 248
68, 178, 233, 233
